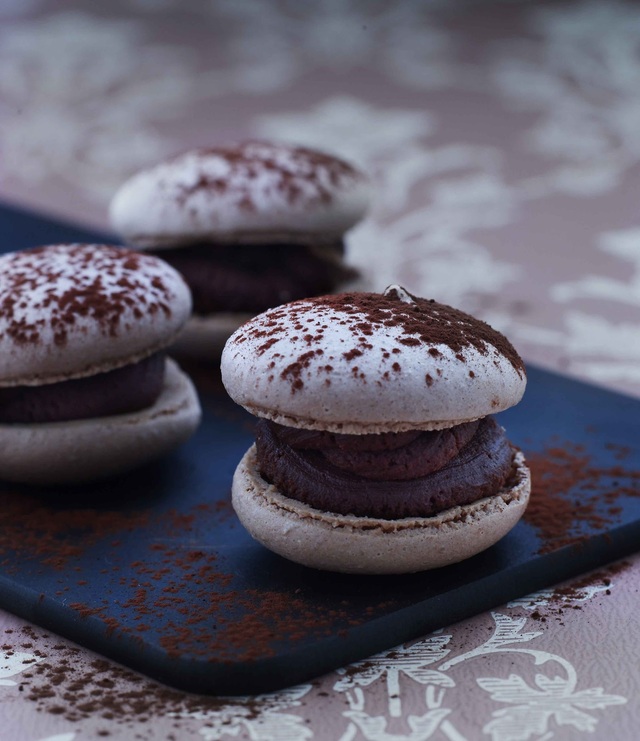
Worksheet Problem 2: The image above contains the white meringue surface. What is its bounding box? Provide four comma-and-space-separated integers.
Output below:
221, 287, 527, 433
109, 142, 371, 248
0, 244, 192, 386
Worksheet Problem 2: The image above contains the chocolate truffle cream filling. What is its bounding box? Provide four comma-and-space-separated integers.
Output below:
154, 242, 357, 315
255, 417, 517, 520
0, 353, 166, 424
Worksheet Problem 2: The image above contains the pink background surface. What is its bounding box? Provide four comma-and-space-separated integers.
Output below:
1, 1, 640, 738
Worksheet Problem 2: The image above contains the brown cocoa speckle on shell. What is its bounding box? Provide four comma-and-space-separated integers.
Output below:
233, 289, 525, 395
0, 244, 175, 348
170, 141, 363, 211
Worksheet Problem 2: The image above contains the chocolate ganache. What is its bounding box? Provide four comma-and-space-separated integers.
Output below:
0, 353, 165, 424
255, 417, 517, 519
155, 243, 357, 315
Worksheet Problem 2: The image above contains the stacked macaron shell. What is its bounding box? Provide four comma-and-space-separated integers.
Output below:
109, 141, 371, 356
221, 285, 531, 574
0, 244, 201, 485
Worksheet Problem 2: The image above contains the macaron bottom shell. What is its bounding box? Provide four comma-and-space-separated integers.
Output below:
0, 359, 201, 486
232, 446, 531, 575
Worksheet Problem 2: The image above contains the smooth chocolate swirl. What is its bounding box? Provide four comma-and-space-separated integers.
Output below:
155, 243, 357, 315
0, 353, 165, 424
256, 417, 516, 519
271, 421, 480, 480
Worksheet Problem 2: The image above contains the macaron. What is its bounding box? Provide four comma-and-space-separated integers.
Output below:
221, 285, 530, 574
0, 243, 201, 485
109, 141, 371, 357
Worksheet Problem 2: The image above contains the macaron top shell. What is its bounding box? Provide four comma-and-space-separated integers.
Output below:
0, 244, 192, 386
109, 142, 371, 248
221, 286, 527, 434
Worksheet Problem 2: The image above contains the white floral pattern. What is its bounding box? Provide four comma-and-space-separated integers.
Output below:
328, 592, 626, 741
187, 685, 314, 741
480, 674, 625, 741
0, 12, 205, 202
492, 2, 640, 171
0, 647, 41, 686
213, 0, 458, 91
0, 581, 627, 740
254, 97, 522, 304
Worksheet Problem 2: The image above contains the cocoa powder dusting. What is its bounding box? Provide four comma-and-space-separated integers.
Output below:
311, 289, 525, 375
63, 541, 379, 665
170, 141, 363, 212
0, 483, 393, 676
524, 440, 640, 554
5, 555, 630, 730
0, 491, 150, 571
9, 624, 273, 731
0, 244, 174, 349
233, 288, 524, 394
524, 560, 631, 625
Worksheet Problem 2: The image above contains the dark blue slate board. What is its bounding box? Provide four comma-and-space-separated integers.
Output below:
0, 201, 638, 696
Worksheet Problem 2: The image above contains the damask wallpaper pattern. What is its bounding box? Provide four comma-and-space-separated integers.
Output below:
2, 0, 640, 397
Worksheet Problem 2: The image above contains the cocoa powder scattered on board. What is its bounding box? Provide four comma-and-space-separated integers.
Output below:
524, 440, 640, 554
65, 542, 381, 664
6, 557, 631, 730
0, 491, 151, 571
0, 431, 637, 727
0, 483, 392, 666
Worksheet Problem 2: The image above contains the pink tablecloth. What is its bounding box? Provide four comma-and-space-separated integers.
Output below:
1, 1, 640, 738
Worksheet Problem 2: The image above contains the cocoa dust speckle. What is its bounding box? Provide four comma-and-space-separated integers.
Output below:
168, 141, 364, 211
525, 561, 631, 624
524, 440, 640, 554
0, 244, 175, 349
0, 484, 395, 670
231, 287, 525, 394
